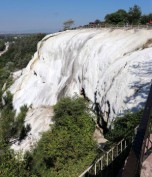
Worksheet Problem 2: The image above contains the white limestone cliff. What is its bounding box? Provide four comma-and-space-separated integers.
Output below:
10, 28, 152, 152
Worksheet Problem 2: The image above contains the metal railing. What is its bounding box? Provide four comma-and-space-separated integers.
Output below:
79, 84, 152, 177
75, 24, 152, 30
121, 84, 152, 177
79, 127, 138, 177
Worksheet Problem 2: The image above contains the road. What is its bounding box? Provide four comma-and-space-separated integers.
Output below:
0, 42, 9, 57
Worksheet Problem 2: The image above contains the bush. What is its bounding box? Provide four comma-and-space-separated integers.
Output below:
29, 97, 97, 177
0, 148, 31, 177
0, 40, 5, 51
13, 105, 30, 141
105, 110, 143, 142
0, 92, 29, 143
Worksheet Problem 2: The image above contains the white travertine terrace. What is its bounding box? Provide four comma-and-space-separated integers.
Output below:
10, 29, 152, 152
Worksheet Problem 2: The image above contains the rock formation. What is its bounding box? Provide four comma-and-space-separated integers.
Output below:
10, 28, 152, 152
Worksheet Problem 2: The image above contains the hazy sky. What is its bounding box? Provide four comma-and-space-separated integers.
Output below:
0, 0, 151, 33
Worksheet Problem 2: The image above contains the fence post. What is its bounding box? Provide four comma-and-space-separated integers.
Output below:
117, 144, 118, 156
95, 163, 97, 175
121, 140, 123, 152
107, 152, 109, 165
100, 157, 103, 170
125, 140, 127, 148
112, 148, 114, 161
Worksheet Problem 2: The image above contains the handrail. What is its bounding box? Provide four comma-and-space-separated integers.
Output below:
122, 84, 152, 177
73, 24, 152, 30
79, 83, 152, 177
78, 126, 137, 177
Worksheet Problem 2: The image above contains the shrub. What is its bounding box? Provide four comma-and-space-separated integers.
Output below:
0, 92, 29, 143
105, 110, 143, 142
30, 97, 97, 177
0, 40, 5, 51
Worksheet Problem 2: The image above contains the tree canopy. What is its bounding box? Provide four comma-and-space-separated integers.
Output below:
104, 5, 150, 25
128, 5, 142, 24
30, 97, 97, 177
0, 40, 5, 51
140, 13, 152, 24
105, 9, 128, 25
105, 110, 143, 143
63, 19, 74, 30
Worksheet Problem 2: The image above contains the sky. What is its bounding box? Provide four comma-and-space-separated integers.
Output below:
0, 0, 152, 33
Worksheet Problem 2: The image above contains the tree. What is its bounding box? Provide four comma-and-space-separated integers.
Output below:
105, 9, 128, 25
31, 97, 97, 177
94, 19, 101, 24
105, 110, 143, 142
0, 148, 31, 177
0, 33, 45, 70
128, 5, 142, 25
63, 19, 74, 30
0, 40, 5, 51
140, 13, 152, 24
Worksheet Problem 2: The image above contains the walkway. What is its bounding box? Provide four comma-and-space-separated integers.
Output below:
141, 134, 152, 177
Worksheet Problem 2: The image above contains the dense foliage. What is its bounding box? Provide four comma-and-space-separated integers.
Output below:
127, 5, 142, 25
105, 9, 128, 25
89, 5, 151, 27
28, 97, 97, 177
140, 13, 152, 24
0, 92, 31, 177
0, 95, 97, 176
0, 91, 29, 144
0, 149, 31, 177
104, 5, 151, 25
0, 33, 45, 69
105, 110, 143, 143
0, 39, 5, 51
0, 33, 45, 95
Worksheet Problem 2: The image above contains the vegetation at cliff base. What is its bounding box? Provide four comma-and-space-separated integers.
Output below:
0, 92, 30, 177
105, 110, 143, 143
0, 97, 96, 177
26, 97, 97, 177
0, 92, 29, 144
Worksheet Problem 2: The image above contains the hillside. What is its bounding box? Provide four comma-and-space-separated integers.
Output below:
8, 28, 152, 152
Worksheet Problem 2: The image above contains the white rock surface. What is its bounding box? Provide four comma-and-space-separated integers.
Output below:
11, 106, 53, 152
10, 29, 152, 151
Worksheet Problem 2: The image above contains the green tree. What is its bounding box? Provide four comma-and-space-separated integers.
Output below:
63, 19, 74, 30
30, 97, 96, 177
105, 110, 143, 142
140, 13, 152, 24
105, 9, 128, 25
0, 40, 5, 51
94, 19, 101, 24
0, 92, 29, 143
0, 33, 45, 70
0, 148, 31, 177
128, 5, 142, 25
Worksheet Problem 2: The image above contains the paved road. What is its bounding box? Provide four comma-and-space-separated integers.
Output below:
0, 42, 9, 57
